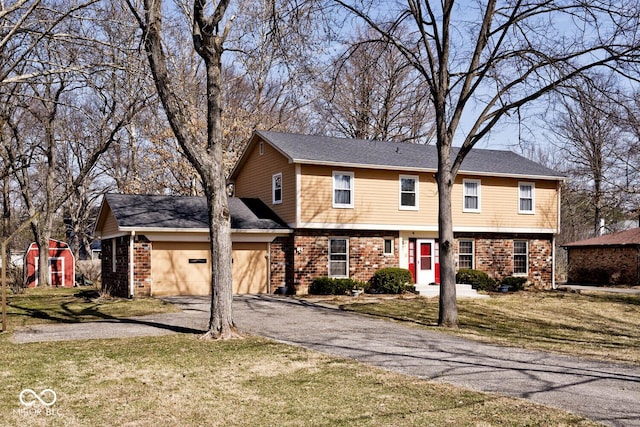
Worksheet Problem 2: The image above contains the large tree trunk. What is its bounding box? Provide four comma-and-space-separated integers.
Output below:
201, 47, 235, 339
435, 141, 458, 327
36, 231, 51, 287
134, 0, 236, 339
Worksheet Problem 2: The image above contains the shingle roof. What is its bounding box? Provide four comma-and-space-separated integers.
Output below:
104, 194, 289, 231
563, 228, 640, 247
254, 130, 564, 179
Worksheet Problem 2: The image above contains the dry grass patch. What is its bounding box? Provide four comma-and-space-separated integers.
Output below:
332, 290, 640, 365
0, 335, 598, 426
3, 287, 179, 331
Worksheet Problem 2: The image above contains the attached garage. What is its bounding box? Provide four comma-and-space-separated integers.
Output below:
149, 241, 269, 296
231, 242, 268, 294
151, 242, 210, 296
94, 194, 289, 298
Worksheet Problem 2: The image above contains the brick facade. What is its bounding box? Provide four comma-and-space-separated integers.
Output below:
454, 233, 554, 289
567, 246, 640, 285
101, 235, 152, 297
132, 236, 152, 296
103, 231, 555, 296
271, 230, 400, 294
270, 236, 294, 290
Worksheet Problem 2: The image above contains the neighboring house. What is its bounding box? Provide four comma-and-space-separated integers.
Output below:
230, 131, 563, 294
94, 194, 290, 297
563, 228, 640, 286
24, 239, 76, 288
95, 131, 564, 297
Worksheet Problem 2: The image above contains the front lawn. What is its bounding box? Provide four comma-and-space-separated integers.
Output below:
0, 335, 598, 426
2, 287, 179, 331
331, 290, 640, 365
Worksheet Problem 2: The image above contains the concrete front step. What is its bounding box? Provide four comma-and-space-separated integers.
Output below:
415, 283, 490, 299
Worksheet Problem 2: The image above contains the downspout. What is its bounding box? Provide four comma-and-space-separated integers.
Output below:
266, 242, 271, 294
129, 231, 135, 298
553, 180, 561, 290
552, 235, 556, 290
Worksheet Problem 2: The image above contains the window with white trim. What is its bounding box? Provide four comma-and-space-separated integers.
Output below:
329, 238, 348, 277
518, 182, 535, 214
399, 175, 419, 210
333, 171, 354, 208
513, 240, 528, 275
272, 173, 282, 204
463, 179, 481, 212
458, 240, 474, 269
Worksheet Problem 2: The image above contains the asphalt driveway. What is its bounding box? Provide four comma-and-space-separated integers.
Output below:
11, 295, 640, 427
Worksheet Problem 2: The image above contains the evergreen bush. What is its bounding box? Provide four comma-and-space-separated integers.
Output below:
370, 268, 414, 294
499, 276, 528, 291
455, 269, 496, 291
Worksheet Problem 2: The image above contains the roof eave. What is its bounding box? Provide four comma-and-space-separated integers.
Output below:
291, 159, 565, 180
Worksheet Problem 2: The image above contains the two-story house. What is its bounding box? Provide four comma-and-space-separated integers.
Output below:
231, 131, 563, 294
95, 130, 563, 297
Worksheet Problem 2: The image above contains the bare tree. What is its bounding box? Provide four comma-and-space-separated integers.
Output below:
221, 0, 318, 170
127, 0, 237, 339
1, 1, 148, 286
316, 27, 434, 143
327, 0, 640, 327
551, 75, 624, 237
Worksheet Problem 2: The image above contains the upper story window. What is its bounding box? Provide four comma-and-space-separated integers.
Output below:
519, 182, 535, 214
333, 171, 354, 208
463, 179, 481, 212
458, 240, 474, 269
399, 175, 419, 210
513, 240, 529, 275
259, 141, 264, 155
272, 173, 282, 204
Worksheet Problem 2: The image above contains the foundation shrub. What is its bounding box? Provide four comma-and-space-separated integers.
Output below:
456, 269, 496, 291
370, 268, 414, 294
309, 277, 364, 295
500, 276, 528, 291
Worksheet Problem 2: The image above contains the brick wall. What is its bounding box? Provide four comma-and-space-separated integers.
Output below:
455, 233, 553, 289
270, 236, 294, 290
287, 230, 400, 294
100, 236, 130, 297
133, 235, 152, 297
100, 235, 153, 297
567, 246, 640, 285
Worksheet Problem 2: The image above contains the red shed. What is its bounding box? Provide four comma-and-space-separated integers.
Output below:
24, 239, 76, 288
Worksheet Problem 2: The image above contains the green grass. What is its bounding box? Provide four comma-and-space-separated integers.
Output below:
2, 287, 179, 331
0, 335, 599, 426
331, 290, 640, 365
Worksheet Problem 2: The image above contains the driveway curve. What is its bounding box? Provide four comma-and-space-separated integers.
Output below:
11, 294, 640, 427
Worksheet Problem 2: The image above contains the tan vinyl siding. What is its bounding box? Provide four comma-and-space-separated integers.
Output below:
101, 208, 120, 236
299, 165, 558, 230
451, 175, 558, 230
299, 165, 439, 226
234, 138, 296, 224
